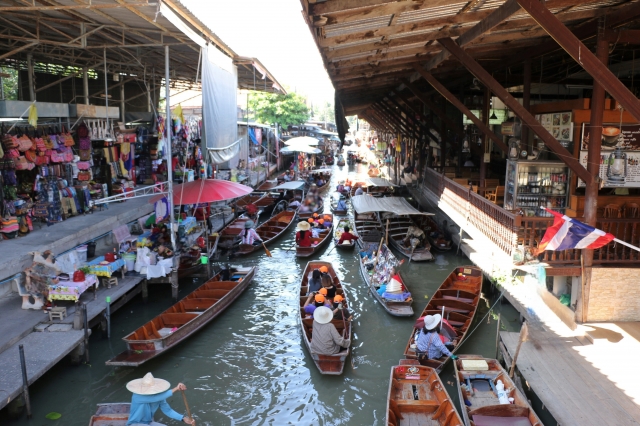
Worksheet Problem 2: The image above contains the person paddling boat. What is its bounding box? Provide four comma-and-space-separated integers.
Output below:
126, 372, 194, 425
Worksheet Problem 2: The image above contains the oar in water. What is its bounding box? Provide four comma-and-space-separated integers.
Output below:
181, 390, 195, 425
408, 241, 417, 263
261, 241, 272, 257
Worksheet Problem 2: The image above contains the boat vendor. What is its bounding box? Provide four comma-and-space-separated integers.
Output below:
402, 225, 426, 249
240, 220, 262, 246
126, 373, 194, 425
337, 225, 358, 244
309, 306, 350, 355
414, 314, 458, 362
296, 221, 312, 247
336, 197, 348, 211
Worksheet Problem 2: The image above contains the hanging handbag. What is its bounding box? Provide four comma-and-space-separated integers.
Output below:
32, 201, 49, 218
50, 151, 64, 163
62, 126, 75, 147
14, 156, 29, 170
24, 149, 37, 163
2, 134, 18, 149
2, 169, 17, 186
17, 135, 33, 152
35, 155, 49, 166
77, 161, 91, 170
79, 149, 91, 161
77, 171, 91, 181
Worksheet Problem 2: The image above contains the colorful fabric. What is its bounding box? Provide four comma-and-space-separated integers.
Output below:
86, 256, 125, 277
48, 274, 98, 302
538, 207, 615, 252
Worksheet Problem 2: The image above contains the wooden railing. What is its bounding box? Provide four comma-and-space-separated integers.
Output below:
420, 167, 639, 266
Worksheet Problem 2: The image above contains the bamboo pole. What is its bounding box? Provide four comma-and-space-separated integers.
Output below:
509, 322, 528, 378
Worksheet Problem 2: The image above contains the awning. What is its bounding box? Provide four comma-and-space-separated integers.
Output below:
309, 168, 333, 173
280, 146, 321, 154
365, 178, 397, 187
351, 195, 433, 216
271, 181, 307, 191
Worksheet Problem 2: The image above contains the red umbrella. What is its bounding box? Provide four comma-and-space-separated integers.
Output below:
149, 179, 253, 205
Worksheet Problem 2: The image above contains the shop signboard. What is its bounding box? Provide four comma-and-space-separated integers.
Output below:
534, 112, 573, 141
577, 123, 640, 187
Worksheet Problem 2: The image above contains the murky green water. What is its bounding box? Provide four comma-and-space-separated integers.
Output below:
4, 164, 525, 426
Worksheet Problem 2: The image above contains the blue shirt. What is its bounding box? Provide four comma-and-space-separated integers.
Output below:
126, 390, 183, 425
416, 330, 452, 360
337, 200, 347, 210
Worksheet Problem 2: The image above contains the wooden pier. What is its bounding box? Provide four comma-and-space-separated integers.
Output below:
500, 326, 640, 425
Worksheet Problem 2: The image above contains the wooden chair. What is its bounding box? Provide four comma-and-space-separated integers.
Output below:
471, 185, 479, 193
602, 204, 621, 218
453, 178, 469, 186
486, 186, 505, 206
483, 178, 500, 189
623, 203, 639, 218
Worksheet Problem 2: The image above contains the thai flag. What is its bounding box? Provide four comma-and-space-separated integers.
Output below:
538, 208, 615, 252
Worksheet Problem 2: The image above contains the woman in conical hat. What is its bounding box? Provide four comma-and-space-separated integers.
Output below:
126, 372, 194, 425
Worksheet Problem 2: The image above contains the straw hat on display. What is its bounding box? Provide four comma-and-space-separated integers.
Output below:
297, 221, 311, 231
126, 373, 170, 395
314, 306, 333, 324
386, 277, 403, 294
423, 314, 442, 330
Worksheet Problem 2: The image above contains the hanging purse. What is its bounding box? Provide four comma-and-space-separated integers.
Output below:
77, 171, 91, 181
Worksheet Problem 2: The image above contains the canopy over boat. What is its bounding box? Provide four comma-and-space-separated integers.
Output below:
271, 181, 307, 191
351, 196, 434, 216
364, 178, 397, 187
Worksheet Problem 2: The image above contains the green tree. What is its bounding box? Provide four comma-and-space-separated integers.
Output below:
312, 101, 335, 123
1, 67, 18, 100
248, 91, 309, 128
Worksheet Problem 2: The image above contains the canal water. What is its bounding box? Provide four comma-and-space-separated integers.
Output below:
5, 163, 528, 426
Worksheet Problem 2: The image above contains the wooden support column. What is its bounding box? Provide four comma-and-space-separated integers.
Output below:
580, 25, 609, 323
522, 58, 532, 153
480, 87, 490, 189
412, 65, 508, 153
437, 37, 591, 184
386, 94, 439, 144
83, 67, 89, 105
27, 54, 34, 101
517, 0, 640, 123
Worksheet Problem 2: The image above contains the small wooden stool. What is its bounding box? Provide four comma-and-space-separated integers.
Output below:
106, 277, 118, 289
49, 306, 67, 321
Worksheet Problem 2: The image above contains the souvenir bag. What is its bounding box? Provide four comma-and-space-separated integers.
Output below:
62, 126, 75, 147
50, 151, 64, 163
79, 149, 91, 161
24, 149, 37, 163
32, 200, 49, 218
77, 161, 91, 170
61, 147, 74, 162
0, 216, 19, 239
2, 134, 18, 150
77, 171, 91, 181
5, 148, 19, 159
14, 156, 30, 170
3, 185, 17, 200
35, 155, 49, 166
17, 134, 33, 152
49, 134, 60, 150
2, 167, 17, 186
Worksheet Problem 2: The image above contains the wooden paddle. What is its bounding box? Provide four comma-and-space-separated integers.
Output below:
261, 241, 272, 257
408, 239, 418, 263
181, 390, 195, 425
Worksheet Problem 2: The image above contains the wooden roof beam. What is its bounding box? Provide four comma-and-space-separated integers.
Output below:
386, 93, 440, 144
437, 36, 589, 182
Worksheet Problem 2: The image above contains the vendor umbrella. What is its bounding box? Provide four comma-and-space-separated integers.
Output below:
149, 179, 253, 205
281, 145, 321, 154
284, 136, 320, 146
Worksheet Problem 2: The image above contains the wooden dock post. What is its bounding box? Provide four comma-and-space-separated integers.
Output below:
509, 321, 528, 378
141, 279, 148, 303
18, 345, 32, 418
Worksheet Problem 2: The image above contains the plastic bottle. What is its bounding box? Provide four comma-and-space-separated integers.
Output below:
495, 380, 510, 404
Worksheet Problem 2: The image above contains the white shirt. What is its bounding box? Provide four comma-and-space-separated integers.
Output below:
241, 228, 262, 245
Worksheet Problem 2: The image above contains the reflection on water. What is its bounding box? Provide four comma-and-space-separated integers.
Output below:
3, 163, 520, 426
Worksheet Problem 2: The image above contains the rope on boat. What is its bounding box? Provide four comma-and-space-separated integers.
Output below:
451, 289, 506, 355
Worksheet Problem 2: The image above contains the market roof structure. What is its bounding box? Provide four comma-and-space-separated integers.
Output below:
300, 0, 640, 116
0, 0, 284, 93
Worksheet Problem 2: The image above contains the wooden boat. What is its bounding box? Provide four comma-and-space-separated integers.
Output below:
297, 198, 324, 217
334, 217, 357, 250
296, 213, 333, 257
403, 266, 482, 372
417, 216, 453, 252
387, 360, 464, 426
234, 193, 279, 215
298, 260, 351, 375
385, 216, 434, 262
255, 179, 279, 191
88, 403, 129, 426
106, 266, 256, 366
330, 199, 349, 216
358, 242, 413, 316
353, 212, 383, 248
454, 355, 543, 426
235, 210, 296, 255
217, 216, 254, 250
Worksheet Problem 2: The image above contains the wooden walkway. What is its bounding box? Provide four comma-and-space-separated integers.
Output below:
501, 327, 640, 426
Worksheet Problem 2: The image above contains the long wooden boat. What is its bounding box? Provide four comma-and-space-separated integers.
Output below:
299, 260, 351, 375
296, 198, 324, 217
255, 179, 279, 192
235, 193, 279, 215
454, 355, 543, 426
334, 217, 357, 250
296, 213, 333, 257
353, 212, 383, 248
106, 266, 256, 366
330, 199, 349, 216
385, 216, 434, 262
387, 361, 464, 426
88, 403, 129, 426
403, 266, 482, 372
358, 242, 413, 316
235, 210, 296, 255
217, 215, 253, 250
417, 216, 453, 252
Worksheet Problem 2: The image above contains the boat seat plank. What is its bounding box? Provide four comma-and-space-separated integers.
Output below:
159, 313, 198, 328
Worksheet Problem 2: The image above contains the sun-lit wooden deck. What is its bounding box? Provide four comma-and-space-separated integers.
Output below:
501, 324, 640, 426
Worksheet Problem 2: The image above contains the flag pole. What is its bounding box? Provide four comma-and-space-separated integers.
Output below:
612, 238, 640, 253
